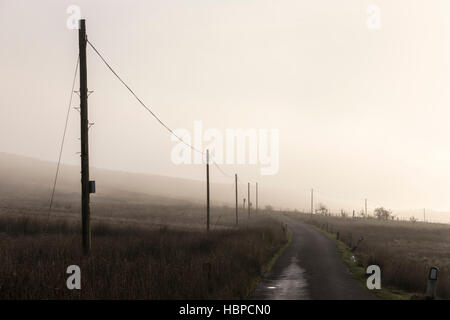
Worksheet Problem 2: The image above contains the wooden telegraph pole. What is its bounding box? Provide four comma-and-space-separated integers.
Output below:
235, 174, 238, 226
79, 19, 91, 254
310, 189, 314, 216
256, 182, 258, 214
365, 198, 368, 217
206, 149, 210, 232
248, 182, 251, 218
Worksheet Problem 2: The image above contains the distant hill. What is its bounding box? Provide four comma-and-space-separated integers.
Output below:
0, 152, 234, 210
1, 152, 449, 223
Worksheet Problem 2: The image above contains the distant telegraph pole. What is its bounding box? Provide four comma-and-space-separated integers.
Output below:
310, 189, 314, 216
206, 149, 210, 232
79, 19, 91, 254
235, 174, 238, 226
424, 208, 426, 222
248, 183, 251, 218
365, 198, 368, 217
256, 182, 258, 214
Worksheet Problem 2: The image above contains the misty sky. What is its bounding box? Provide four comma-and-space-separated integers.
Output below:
2, 0, 450, 213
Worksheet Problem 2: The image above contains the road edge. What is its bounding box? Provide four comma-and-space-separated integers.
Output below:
244, 228, 293, 299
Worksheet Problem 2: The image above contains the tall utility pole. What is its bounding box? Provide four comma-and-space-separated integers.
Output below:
79, 19, 91, 254
310, 189, 314, 215
365, 198, 368, 217
423, 208, 426, 222
256, 182, 258, 214
235, 174, 238, 226
206, 149, 210, 232
248, 182, 251, 218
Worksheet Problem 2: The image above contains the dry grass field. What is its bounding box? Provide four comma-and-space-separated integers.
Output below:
0, 206, 287, 299
0, 153, 290, 300
285, 212, 450, 299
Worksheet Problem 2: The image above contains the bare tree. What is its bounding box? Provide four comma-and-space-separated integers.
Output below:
315, 203, 328, 215
374, 207, 392, 220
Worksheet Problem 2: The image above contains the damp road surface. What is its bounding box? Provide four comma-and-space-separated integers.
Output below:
251, 216, 377, 300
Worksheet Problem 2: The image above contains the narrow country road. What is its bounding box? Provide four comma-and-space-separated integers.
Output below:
251, 215, 377, 300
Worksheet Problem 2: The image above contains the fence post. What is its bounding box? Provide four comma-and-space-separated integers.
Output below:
351, 236, 364, 252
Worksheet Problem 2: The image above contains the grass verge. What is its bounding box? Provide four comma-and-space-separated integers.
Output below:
245, 228, 293, 298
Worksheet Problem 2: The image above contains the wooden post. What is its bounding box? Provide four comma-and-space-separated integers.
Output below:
235, 174, 238, 226
248, 182, 251, 218
256, 182, 258, 214
79, 19, 91, 254
206, 149, 210, 232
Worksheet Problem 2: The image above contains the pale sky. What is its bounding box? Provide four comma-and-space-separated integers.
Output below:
2, 0, 450, 214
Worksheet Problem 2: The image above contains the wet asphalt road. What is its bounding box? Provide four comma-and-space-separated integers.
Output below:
251, 216, 377, 300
